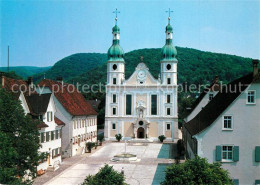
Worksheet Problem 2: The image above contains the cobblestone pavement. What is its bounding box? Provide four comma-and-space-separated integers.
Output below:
33, 142, 182, 185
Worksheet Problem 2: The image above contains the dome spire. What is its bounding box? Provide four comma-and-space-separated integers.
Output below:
161, 8, 177, 61
107, 8, 124, 62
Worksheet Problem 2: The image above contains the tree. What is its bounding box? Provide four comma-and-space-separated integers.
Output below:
81, 164, 128, 185
161, 156, 233, 185
0, 88, 42, 184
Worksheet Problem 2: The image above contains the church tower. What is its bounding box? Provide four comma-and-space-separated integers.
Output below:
160, 13, 178, 85
107, 13, 125, 85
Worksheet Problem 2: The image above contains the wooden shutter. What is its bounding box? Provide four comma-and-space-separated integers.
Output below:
255, 180, 260, 185
216, 145, 222, 161
255, 146, 260, 162
232, 179, 239, 185
233, 146, 239, 161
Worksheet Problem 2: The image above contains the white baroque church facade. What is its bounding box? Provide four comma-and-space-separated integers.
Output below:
104, 17, 179, 141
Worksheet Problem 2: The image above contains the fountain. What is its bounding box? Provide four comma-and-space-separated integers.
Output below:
112, 140, 137, 162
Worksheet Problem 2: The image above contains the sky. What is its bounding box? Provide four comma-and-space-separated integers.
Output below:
0, 0, 260, 67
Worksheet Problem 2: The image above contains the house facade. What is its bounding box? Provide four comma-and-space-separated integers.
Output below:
183, 60, 260, 184
104, 16, 179, 141
38, 79, 98, 157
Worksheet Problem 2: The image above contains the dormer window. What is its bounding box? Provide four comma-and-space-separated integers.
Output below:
247, 90, 256, 104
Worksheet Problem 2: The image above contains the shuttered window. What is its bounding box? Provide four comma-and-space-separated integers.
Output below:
216, 145, 239, 162
47, 112, 53, 122
51, 131, 54, 140
55, 130, 59, 139
232, 179, 239, 185
46, 132, 50, 142
255, 146, 260, 162
40, 133, 45, 143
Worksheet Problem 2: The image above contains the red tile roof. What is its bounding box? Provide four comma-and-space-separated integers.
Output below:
54, 116, 65, 126
38, 79, 97, 116
1, 76, 36, 96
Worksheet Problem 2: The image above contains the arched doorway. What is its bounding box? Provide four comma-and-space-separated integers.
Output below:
137, 127, 145, 138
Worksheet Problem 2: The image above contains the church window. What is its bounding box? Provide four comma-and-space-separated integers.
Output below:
167, 108, 171, 115
167, 78, 171, 85
113, 94, 117, 103
247, 90, 256, 104
113, 64, 117, 70
167, 94, 171, 103
113, 78, 117, 85
126, 94, 132, 115
47, 111, 53, 122
112, 123, 116, 130
223, 116, 232, 130
139, 121, 144, 126
166, 64, 171, 70
151, 95, 157, 115
166, 123, 171, 130
113, 107, 116, 115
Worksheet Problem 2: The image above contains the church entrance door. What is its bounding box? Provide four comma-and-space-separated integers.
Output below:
137, 127, 145, 138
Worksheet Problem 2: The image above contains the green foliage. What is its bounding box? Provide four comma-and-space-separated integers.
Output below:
0, 71, 21, 79
161, 156, 233, 185
0, 88, 42, 184
34, 53, 107, 82
81, 164, 127, 185
158, 135, 166, 142
97, 134, 104, 143
86, 142, 95, 152
177, 139, 185, 157
115, 134, 122, 142
0, 66, 51, 79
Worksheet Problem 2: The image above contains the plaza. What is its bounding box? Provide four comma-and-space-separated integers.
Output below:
34, 142, 180, 185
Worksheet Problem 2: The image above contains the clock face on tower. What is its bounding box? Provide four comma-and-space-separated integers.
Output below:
138, 70, 146, 79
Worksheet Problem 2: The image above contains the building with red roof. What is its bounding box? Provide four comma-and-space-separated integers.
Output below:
38, 78, 98, 157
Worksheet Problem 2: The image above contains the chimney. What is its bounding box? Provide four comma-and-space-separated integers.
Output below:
56, 77, 63, 82
27, 77, 33, 85
253, 59, 259, 77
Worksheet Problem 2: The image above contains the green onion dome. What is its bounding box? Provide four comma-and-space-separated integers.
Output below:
161, 43, 177, 61
107, 40, 124, 62
112, 25, 120, 34
166, 24, 173, 33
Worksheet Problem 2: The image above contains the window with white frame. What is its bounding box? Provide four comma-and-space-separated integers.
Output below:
112, 123, 116, 130
222, 146, 233, 161
247, 90, 256, 104
113, 107, 117, 115
223, 116, 232, 129
113, 94, 117, 103
167, 107, 171, 116
167, 94, 171, 103
47, 111, 53, 122
166, 123, 171, 130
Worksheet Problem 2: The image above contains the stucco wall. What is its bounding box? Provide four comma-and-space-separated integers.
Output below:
196, 83, 260, 184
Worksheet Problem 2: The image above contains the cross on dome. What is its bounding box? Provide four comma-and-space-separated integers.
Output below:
113, 8, 120, 25
166, 8, 173, 24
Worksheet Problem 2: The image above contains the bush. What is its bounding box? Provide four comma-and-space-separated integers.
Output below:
158, 135, 166, 142
161, 156, 233, 185
115, 134, 122, 142
86, 142, 95, 153
81, 164, 128, 185
98, 134, 104, 143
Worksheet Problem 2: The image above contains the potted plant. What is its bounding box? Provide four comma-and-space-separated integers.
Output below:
115, 134, 122, 142
98, 134, 105, 146
158, 135, 166, 143
86, 142, 94, 153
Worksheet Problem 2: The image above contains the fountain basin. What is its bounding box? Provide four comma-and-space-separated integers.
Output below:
113, 153, 137, 161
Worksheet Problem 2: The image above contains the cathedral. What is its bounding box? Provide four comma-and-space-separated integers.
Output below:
104, 15, 179, 141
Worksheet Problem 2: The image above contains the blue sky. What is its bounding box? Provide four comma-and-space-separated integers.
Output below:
0, 0, 259, 67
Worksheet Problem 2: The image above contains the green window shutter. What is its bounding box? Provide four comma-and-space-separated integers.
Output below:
41, 133, 44, 143
46, 132, 49, 142
255, 180, 260, 185
255, 146, 260, 162
216, 145, 222, 161
232, 179, 239, 185
233, 146, 239, 161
